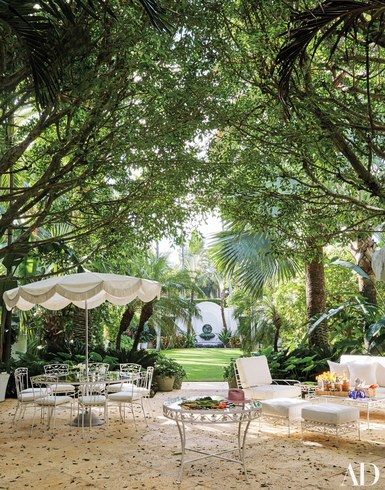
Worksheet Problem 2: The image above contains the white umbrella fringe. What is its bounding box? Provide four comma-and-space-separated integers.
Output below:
3, 272, 161, 377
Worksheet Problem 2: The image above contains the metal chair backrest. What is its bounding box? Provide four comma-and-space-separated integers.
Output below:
79, 380, 106, 398
14, 367, 29, 396
30, 375, 56, 400
137, 366, 154, 393
88, 363, 109, 376
119, 363, 141, 378
44, 364, 69, 376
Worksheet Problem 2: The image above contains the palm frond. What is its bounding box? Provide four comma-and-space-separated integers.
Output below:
210, 229, 298, 298
137, 0, 171, 32
276, 0, 385, 103
0, 0, 168, 108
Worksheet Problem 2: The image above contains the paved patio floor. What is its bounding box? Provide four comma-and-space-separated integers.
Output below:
1, 383, 385, 489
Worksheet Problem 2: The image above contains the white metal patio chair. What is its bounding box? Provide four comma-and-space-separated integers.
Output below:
87, 362, 110, 377
13, 367, 49, 424
30, 375, 74, 433
77, 380, 108, 434
108, 363, 142, 393
235, 356, 301, 400
43, 364, 76, 395
108, 367, 154, 428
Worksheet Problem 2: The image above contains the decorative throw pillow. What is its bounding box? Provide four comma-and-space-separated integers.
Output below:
327, 360, 350, 377
376, 363, 385, 387
347, 361, 378, 386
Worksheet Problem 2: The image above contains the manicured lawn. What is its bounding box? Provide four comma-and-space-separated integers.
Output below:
162, 348, 242, 381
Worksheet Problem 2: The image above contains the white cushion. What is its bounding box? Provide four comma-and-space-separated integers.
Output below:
340, 355, 385, 387
244, 384, 301, 400
347, 361, 377, 386
261, 398, 309, 421
21, 388, 48, 397
302, 404, 359, 426
374, 387, 385, 397
108, 390, 143, 402
236, 356, 272, 388
107, 382, 138, 393
36, 395, 72, 406
327, 360, 349, 377
52, 384, 75, 393
78, 395, 106, 405
376, 364, 385, 387
18, 393, 36, 402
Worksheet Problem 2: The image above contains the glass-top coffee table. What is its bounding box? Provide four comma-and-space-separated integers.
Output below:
163, 395, 261, 483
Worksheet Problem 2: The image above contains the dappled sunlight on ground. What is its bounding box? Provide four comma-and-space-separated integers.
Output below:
1, 385, 385, 489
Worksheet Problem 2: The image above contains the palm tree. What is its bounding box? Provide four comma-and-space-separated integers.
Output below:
0, 0, 168, 108
92, 253, 200, 351
210, 226, 330, 349
210, 227, 298, 299
276, 1, 385, 101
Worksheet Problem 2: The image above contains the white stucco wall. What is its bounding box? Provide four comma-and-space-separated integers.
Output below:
178, 301, 238, 345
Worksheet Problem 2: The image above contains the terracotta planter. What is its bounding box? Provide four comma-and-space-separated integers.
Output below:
173, 377, 183, 390
156, 375, 175, 392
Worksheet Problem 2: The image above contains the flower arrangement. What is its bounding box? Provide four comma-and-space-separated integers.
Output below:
316, 371, 349, 392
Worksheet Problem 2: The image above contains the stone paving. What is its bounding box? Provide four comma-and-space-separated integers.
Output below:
1, 383, 385, 489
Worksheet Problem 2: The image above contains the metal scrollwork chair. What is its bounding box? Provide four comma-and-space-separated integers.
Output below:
108, 363, 142, 393
13, 367, 51, 424
108, 366, 154, 428
30, 375, 74, 433
77, 380, 108, 434
43, 364, 75, 395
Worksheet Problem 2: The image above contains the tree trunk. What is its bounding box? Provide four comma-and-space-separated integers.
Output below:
306, 248, 329, 348
72, 308, 88, 343
186, 290, 195, 336
271, 306, 282, 352
350, 237, 377, 305
116, 304, 135, 351
220, 288, 229, 332
131, 300, 154, 352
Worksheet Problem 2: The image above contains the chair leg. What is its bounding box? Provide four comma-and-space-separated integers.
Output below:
130, 404, 137, 431
30, 406, 37, 436
104, 404, 108, 426
12, 402, 20, 425
81, 407, 85, 437
140, 398, 148, 427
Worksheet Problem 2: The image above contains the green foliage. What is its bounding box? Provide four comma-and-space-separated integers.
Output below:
210, 227, 298, 299
255, 345, 344, 382
218, 329, 232, 347
155, 355, 186, 379
223, 358, 236, 381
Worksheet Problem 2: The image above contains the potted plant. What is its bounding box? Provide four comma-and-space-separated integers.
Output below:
155, 356, 183, 392
173, 363, 187, 390
223, 359, 238, 389
0, 363, 10, 402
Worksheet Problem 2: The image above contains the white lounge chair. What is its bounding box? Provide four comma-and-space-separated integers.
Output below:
235, 356, 301, 400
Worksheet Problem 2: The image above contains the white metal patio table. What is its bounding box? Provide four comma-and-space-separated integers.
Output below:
163, 395, 261, 483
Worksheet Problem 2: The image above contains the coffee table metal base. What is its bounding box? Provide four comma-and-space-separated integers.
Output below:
175, 419, 252, 484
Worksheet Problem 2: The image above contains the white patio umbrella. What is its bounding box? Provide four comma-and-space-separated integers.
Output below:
3, 272, 162, 374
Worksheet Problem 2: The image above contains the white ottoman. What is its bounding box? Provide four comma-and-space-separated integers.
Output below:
261, 398, 310, 436
301, 403, 360, 443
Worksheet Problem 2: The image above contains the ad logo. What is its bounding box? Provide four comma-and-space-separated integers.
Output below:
342, 463, 380, 487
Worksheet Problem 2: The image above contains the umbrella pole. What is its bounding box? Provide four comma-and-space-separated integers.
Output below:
85, 299, 89, 379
